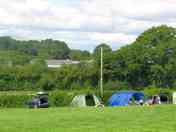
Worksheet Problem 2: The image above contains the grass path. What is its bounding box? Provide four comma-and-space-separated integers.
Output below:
0, 105, 175, 132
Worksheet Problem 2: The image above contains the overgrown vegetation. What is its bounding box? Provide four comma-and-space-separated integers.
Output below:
0, 25, 176, 91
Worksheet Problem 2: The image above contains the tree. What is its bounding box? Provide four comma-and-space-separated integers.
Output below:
93, 43, 112, 58
69, 50, 90, 60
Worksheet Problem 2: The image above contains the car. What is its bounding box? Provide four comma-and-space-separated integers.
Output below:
27, 91, 49, 108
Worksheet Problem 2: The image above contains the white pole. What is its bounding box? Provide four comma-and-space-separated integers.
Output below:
100, 47, 103, 98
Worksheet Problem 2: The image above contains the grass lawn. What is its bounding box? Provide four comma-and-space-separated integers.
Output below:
0, 105, 175, 132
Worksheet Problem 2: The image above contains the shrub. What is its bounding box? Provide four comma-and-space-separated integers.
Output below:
104, 80, 129, 90
0, 94, 32, 108
49, 91, 74, 107
143, 86, 173, 102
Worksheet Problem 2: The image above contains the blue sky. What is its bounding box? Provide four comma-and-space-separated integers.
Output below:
0, 0, 176, 51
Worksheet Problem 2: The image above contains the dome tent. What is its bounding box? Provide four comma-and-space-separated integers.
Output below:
108, 91, 144, 106
70, 94, 101, 107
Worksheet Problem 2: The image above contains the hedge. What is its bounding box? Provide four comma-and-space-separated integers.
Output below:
0, 90, 114, 108
143, 87, 173, 102
0, 94, 32, 108
49, 90, 114, 107
0, 88, 174, 108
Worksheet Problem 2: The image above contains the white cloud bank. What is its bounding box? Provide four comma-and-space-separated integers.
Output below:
0, 0, 176, 51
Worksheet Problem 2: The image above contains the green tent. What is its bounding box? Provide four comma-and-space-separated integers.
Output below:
70, 94, 101, 107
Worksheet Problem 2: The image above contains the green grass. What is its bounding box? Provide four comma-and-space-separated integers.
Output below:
0, 105, 175, 132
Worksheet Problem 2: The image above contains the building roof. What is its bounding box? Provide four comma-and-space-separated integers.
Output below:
46, 59, 80, 68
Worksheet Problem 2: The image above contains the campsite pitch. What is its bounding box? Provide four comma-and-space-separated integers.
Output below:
0, 105, 175, 132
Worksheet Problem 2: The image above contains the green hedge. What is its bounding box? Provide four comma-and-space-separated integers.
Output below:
0, 90, 114, 108
0, 89, 174, 108
48, 90, 113, 107
0, 94, 32, 108
143, 87, 173, 102
49, 91, 74, 107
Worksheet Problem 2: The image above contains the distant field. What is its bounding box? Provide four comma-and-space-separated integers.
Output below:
0, 105, 175, 132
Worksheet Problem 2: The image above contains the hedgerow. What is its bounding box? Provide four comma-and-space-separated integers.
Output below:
0, 88, 173, 108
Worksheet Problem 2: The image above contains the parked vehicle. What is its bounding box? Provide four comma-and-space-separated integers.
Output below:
27, 91, 49, 108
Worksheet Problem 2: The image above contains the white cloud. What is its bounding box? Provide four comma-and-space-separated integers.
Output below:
89, 32, 136, 45
0, 0, 176, 51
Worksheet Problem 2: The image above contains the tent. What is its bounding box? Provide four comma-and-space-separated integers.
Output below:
173, 92, 176, 104
108, 91, 144, 106
70, 94, 101, 107
159, 93, 170, 104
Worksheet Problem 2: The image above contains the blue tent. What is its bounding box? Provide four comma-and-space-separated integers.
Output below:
108, 91, 144, 106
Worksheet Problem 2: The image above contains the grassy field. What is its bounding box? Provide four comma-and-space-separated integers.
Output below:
0, 105, 175, 132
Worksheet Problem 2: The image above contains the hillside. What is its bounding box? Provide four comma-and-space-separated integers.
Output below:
0, 37, 90, 65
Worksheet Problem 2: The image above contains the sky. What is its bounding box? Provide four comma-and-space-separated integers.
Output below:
0, 0, 176, 51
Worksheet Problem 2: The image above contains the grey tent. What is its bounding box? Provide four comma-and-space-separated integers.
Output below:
70, 94, 102, 107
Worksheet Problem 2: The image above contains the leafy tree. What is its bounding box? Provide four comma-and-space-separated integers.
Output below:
93, 43, 112, 59
69, 50, 90, 60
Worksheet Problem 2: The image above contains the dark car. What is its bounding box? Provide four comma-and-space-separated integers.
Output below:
27, 92, 49, 108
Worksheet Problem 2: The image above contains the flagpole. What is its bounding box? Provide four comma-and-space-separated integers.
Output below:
100, 47, 103, 98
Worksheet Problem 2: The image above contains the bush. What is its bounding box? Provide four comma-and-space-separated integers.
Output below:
49, 91, 74, 107
143, 87, 173, 102
0, 94, 32, 108
104, 80, 129, 90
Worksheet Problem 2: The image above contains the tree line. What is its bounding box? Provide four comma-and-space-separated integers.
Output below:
0, 36, 91, 65
0, 25, 176, 91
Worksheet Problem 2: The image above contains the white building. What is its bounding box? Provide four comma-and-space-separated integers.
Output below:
45, 59, 80, 68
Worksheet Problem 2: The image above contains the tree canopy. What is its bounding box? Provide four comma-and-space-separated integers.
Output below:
103, 25, 176, 88
0, 25, 176, 91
